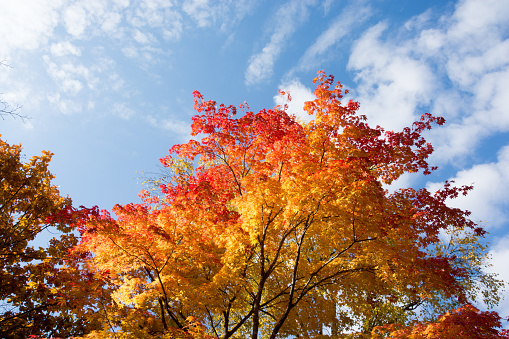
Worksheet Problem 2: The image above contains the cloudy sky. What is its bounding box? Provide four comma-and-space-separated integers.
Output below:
1, 0, 509, 320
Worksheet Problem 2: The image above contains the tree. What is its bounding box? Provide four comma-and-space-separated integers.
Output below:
75, 71, 502, 338
0, 136, 101, 338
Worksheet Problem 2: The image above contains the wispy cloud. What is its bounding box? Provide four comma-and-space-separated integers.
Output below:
183, 0, 257, 30
146, 115, 192, 139
47, 93, 83, 115
50, 41, 82, 57
128, 0, 182, 42
245, 0, 316, 86
44, 56, 98, 95
57, 0, 183, 61
294, 3, 372, 73
39, 53, 120, 116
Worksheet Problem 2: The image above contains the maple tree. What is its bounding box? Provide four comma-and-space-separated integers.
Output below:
74, 71, 503, 338
0, 136, 102, 338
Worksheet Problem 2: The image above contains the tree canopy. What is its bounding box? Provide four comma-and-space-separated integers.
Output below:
66, 71, 505, 338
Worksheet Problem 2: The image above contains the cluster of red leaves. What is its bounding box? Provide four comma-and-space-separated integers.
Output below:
372, 304, 509, 338
46, 205, 100, 235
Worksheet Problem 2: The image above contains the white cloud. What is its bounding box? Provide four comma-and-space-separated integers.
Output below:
114, 0, 183, 56
427, 145, 509, 229
44, 57, 98, 95
61, 1, 126, 38
133, 30, 152, 44
428, 123, 488, 164
447, 0, 509, 42
472, 69, 509, 130
136, 0, 176, 26
50, 42, 82, 57
101, 11, 123, 33
348, 22, 436, 131
347, 0, 509, 162
245, 44, 280, 86
384, 173, 420, 194
48, 68, 83, 95
113, 0, 130, 6
415, 27, 444, 56
0, 0, 62, 55
63, 4, 89, 37
428, 68, 509, 163
128, 0, 182, 41
0, 0, 255, 71
445, 40, 509, 89
273, 79, 316, 123
245, 0, 316, 85
59, 0, 183, 51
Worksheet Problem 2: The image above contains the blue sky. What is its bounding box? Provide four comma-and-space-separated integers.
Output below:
1, 0, 509, 319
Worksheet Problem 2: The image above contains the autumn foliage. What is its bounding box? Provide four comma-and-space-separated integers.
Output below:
67, 72, 504, 338
372, 304, 509, 339
1, 72, 506, 338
